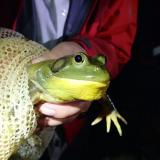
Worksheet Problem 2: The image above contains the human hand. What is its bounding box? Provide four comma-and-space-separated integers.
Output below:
36, 101, 91, 127
32, 41, 86, 63
32, 41, 90, 127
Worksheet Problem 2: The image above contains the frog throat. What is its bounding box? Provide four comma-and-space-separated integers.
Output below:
42, 76, 110, 102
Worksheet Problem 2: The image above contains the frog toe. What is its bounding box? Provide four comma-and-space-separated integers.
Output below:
106, 110, 127, 136
91, 117, 103, 126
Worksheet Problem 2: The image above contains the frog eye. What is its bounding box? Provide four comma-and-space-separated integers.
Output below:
74, 55, 84, 63
72, 52, 89, 66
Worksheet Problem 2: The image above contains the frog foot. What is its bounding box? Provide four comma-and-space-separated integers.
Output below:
106, 110, 127, 136
91, 110, 127, 136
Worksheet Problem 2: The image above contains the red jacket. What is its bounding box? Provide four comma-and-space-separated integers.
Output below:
0, 0, 138, 78
74, 0, 138, 79
0, 0, 138, 144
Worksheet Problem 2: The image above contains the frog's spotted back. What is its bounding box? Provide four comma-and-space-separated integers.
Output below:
0, 28, 48, 160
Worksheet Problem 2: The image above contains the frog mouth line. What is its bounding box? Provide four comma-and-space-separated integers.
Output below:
44, 77, 110, 89
30, 77, 110, 102
30, 77, 110, 98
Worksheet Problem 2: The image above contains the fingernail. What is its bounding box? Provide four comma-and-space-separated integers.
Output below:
40, 104, 56, 116
32, 58, 41, 64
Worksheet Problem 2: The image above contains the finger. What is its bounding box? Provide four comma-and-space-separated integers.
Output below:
37, 101, 90, 119
38, 103, 80, 119
32, 52, 53, 64
32, 56, 46, 64
37, 104, 56, 117
38, 117, 63, 126
38, 114, 79, 127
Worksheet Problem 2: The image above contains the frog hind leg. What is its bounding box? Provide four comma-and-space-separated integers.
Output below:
91, 96, 127, 136
106, 110, 127, 136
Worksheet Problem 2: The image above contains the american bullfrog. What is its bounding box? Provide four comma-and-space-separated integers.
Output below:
28, 52, 127, 136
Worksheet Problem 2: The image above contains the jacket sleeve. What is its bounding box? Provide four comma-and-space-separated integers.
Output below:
72, 0, 138, 79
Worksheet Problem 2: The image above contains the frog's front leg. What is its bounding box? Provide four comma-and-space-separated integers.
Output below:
28, 81, 41, 104
91, 95, 127, 136
29, 81, 53, 104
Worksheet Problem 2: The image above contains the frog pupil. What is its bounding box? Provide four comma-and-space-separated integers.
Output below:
75, 55, 83, 63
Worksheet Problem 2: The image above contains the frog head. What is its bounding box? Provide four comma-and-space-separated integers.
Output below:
28, 52, 110, 103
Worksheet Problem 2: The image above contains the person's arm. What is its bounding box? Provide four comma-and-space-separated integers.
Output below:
34, 0, 138, 78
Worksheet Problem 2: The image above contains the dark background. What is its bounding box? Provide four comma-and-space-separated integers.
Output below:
71, 1, 160, 160
108, 0, 160, 159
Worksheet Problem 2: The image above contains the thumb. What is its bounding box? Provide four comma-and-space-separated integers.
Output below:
32, 52, 53, 64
